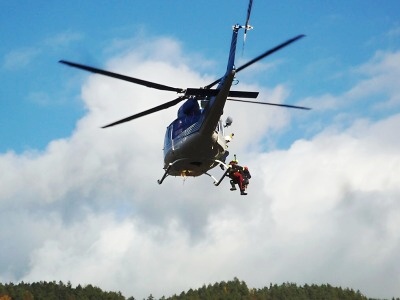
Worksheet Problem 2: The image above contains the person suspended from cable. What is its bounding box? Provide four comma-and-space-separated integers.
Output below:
227, 155, 251, 195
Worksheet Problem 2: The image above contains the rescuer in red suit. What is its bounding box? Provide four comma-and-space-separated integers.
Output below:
228, 160, 251, 195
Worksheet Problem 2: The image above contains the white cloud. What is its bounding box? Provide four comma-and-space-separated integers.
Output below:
0, 38, 400, 299
346, 51, 400, 108
300, 51, 400, 113
45, 31, 83, 48
2, 47, 41, 70
2, 31, 82, 72
386, 26, 400, 38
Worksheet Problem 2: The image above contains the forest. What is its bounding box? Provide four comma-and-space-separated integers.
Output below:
0, 278, 398, 300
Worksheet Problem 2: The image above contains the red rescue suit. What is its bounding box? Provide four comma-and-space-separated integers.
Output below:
228, 161, 251, 195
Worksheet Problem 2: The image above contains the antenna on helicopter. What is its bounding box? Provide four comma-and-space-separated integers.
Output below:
242, 0, 254, 55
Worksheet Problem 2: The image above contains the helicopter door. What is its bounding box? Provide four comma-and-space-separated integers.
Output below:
171, 124, 175, 150
164, 124, 174, 154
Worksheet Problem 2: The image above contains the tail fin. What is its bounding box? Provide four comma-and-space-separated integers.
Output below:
226, 0, 255, 73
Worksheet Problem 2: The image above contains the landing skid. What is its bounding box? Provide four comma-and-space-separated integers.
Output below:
157, 159, 230, 186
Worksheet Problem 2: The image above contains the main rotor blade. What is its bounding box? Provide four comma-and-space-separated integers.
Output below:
236, 34, 305, 73
59, 60, 184, 93
227, 98, 311, 110
102, 96, 186, 128
205, 34, 305, 89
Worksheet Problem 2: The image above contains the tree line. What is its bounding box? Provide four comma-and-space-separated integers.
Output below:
0, 281, 124, 300
1, 278, 398, 300
163, 278, 368, 300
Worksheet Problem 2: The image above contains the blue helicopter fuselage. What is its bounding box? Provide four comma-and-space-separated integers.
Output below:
161, 24, 241, 177
163, 70, 235, 177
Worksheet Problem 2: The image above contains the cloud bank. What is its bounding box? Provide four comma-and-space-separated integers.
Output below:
1, 37, 400, 299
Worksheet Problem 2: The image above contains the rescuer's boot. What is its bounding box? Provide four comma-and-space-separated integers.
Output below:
240, 190, 247, 195
230, 180, 237, 191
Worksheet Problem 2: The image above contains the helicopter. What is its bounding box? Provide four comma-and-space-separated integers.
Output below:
59, 0, 309, 188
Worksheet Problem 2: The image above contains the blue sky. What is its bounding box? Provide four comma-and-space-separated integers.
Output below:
2, 1, 399, 152
1, 1, 400, 299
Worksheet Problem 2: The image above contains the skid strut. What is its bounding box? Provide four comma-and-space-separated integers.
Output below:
157, 163, 171, 185
214, 167, 230, 186
157, 158, 188, 185
212, 160, 231, 186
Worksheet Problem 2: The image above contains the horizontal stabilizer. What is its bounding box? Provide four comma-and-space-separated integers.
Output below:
229, 91, 258, 98
185, 88, 258, 98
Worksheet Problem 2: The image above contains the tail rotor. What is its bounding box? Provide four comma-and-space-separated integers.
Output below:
242, 0, 254, 54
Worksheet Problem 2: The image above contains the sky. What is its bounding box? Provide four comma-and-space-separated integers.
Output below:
1, 0, 400, 299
